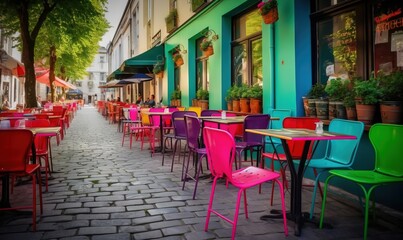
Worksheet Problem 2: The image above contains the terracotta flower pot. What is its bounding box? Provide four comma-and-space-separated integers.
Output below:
250, 98, 262, 114
199, 100, 209, 111
346, 107, 357, 120
203, 46, 214, 57
356, 103, 376, 124
239, 98, 250, 113
227, 100, 233, 111
261, 7, 279, 24
155, 72, 164, 79
232, 99, 240, 112
175, 57, 184, 67
380, 101, 402, 124
315, 99, 329, 120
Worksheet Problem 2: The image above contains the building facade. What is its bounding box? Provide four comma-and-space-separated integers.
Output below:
77, 47, 108, 104
108, 0, 403, 210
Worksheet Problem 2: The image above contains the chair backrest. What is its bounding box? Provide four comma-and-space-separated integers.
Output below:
149, 108, 164, 126
184, 114, 202, 150
270, 109, 292, 129
129, 108, 139, 121
325, 118, 364, 165
243, 114, 271, 142
201, 109, 221, 116
188, 106, 201, 117
173, 111, 197, 138
0, 129, 33, 172
25, 119, 51, 127
369, 124, 403, 177
203, 127, 236, 181
283, 117, 319, 159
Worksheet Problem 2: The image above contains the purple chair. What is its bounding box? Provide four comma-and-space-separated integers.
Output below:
161, 111, 197, 172
200, 109, 220, 116
182, 114, 208, 199
235, 114, 270, 169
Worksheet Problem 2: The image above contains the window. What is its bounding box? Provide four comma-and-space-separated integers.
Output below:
373, 0, 403, 73
100, 73, 106, 82
174, 67, 180, 91
196, 36, 209, 91
312, 1, 367, 84
231, 8, 262, 86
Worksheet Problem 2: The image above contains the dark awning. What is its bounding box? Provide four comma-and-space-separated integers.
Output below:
107, 44, 164, 80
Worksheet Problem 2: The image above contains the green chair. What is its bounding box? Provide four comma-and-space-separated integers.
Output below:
306, 118, 365, 218
319, 124, 403, 240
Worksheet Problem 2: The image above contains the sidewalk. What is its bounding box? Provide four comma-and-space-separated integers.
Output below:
1, 106, 402, 240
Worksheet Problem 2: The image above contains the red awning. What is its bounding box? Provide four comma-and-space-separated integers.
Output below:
36, 70, 76, 89
12, 64, 25, 77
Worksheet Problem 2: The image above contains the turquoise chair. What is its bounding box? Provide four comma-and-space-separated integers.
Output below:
319, 124, 403, 240
306, 118, 365, 219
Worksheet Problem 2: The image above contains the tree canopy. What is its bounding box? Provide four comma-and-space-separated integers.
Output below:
0, 0, 108, 106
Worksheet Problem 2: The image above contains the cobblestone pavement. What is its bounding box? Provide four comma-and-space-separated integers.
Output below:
1, 106, 403, 240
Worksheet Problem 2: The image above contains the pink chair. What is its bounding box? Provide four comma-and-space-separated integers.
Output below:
122, 108, 141, 146
203, 127, 288, 240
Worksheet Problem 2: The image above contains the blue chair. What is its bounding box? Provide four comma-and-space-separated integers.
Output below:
306, 118, 365, 219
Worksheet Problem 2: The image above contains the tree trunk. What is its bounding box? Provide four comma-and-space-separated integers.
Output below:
49, 45, 56, 102
16, 1, 56, 107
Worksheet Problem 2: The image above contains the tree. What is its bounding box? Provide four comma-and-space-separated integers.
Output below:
0, 0, 108, 107
34, 0, 108, 102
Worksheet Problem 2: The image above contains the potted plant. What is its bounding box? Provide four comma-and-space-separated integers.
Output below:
249, 85, 263, 114
196, 89, 209, 110
377, 70, 403, 124
343, 89, 357, 120
305, 82, 326, 118
173, 53, 184, 67
165, 9, 177, 33
200, 38, 214, 57
153, 62, 164, 78
354, 77, 380, 124
225, 86, 233, 111
257, 0, 279, 24
170, 89, 181, 107
239, 84, 250, 113
231, 85, 241, 112
325, 78, 348, 119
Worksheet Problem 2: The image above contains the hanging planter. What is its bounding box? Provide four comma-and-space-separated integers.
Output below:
258, 0, 279, 24
200, 30, 218, 58
153, 60, 165, 78
173, 53, 184, 67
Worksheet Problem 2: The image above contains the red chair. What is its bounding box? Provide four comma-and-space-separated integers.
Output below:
203, 127, 288, 239
26, 119, 52, 192
261, 117, 319, 204
0, 129, 43, 231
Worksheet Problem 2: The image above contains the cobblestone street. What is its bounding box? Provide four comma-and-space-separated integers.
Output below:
1, 106, 403, 240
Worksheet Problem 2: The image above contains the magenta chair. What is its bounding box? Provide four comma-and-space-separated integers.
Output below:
203, 127, 288, 240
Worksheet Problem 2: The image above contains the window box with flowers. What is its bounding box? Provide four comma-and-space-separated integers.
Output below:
257, 0, 279, 24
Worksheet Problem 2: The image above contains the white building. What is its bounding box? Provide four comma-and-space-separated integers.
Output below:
0, 29, 24, 109
76, 46, 108, 104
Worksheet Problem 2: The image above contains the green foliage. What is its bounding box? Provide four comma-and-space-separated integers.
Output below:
377, 71, 403, 101
225, 86, 233, 102
153, 62, 164, 74
343, 90, 356, 108
239, 84, 250, 98
196, 89, 209, 100
307, 82, 326, 99
325, 78, 349, 101
171, 90, 181, 100
257, 0, 278, 15
354, 78, 380, 105
249, 85, 263, 99
173, 53, 182, 62
200, 38, 212, 51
